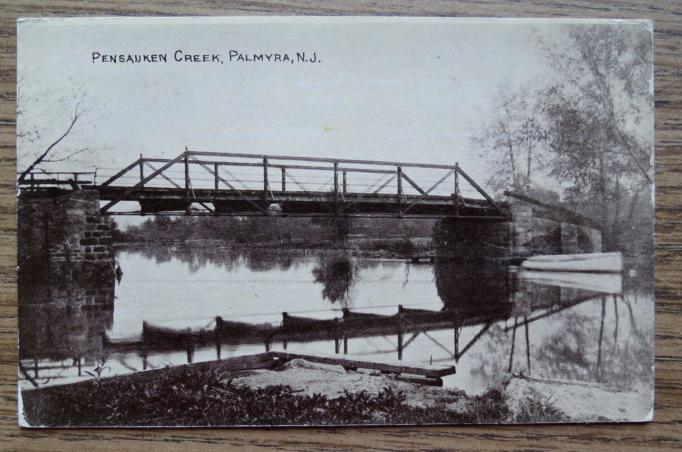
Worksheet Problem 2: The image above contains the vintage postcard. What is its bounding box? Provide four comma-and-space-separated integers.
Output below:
16, 17, 654, 427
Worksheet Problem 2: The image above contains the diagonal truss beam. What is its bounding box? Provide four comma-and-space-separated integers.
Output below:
283, 170, 337, 215
189, 156, 268, 214
99, 159, 141, 187
143, 160, 215, 213
336, 172, 397, 215
422, 330, 455, 358
456, 167, 503, 214
372, 173, 397, 194
400, 171, 427, 195
401, 169, 455, 215
503, 294, 600, 332
100, 152, 187, 213
456, 322, 493, 361
185, 172, 214, 213
144, 161, 182, 188
402, 331, 422, 350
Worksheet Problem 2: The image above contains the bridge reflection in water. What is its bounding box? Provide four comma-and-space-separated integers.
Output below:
18, 245, 646, 393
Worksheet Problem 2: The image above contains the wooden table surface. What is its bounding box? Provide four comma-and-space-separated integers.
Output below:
0, 1, 680, 450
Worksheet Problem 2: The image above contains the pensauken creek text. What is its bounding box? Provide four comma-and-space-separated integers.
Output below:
91, 50, 320, 64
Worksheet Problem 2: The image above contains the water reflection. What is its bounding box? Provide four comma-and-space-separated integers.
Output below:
18, 275, 114, 386
312, 254, 355, 304
434, 258, 512, 319
18, 244, 652, 398
126, 242, 298, 273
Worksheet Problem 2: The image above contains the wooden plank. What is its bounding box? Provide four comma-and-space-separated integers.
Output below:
271, 351, 456, 378
21, 352, 279, 395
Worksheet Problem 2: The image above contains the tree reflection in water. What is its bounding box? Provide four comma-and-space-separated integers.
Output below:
311, 254, 355, 305
123, 243, 300, 273
534, 293, 653, 389
468, 287, 653, 391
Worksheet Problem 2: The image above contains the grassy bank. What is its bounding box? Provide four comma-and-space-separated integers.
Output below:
22, 366, 523, 427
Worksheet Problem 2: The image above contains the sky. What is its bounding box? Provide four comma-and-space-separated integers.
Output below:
16, 18, 561, 181
16, 17, 651, 205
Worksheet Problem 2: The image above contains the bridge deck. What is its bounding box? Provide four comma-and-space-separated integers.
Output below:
97, 185, 508, 218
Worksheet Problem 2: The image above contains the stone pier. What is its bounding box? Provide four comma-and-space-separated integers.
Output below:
18, 189, 115, 307
434, 200, 602, 261
510, 202, 602, 256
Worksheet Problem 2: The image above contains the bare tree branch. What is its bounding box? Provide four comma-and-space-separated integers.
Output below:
18, 103, 82, 182
42, 147, 92, 163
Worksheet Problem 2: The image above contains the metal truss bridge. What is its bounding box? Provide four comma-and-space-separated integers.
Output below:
19, 149, 510, 220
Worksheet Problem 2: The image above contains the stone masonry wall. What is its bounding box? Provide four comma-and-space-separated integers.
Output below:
18, 190, 114, 307
510, 203, 534, 255
510, 202, 602, 256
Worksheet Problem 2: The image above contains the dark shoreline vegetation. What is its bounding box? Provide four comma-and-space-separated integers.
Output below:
115, 216, 435, 257
21, 366, 567, 427
114, 210, 654, 267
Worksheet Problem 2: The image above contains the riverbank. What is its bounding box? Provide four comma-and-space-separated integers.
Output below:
20, 356, 569, 427
114, 237, 433, 261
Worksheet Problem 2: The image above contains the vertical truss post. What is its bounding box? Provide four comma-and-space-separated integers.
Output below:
30, 172, 35, 191
139, 153, 144, 185
342, 170, 347, 194
263, 157, 269, 214
524, 316, 531, 375
214, 163, 219, 190
281, 167, 286, 192
333, 161, 339, 215
397, 166, 403, 216
184, 151, 191, 215
508, 316, 518, 373
397, 304, 404, 361
454, 316, 460, 362
454, 163, 459, 217
597, 296, 605, 381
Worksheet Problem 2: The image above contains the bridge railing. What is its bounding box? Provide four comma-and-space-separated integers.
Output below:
17, 171, 97, 191
92, 149, 502, 215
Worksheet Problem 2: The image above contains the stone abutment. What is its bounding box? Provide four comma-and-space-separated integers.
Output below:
18, 189, 115, 308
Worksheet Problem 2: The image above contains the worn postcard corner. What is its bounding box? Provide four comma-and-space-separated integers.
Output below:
16, 16, 654, 428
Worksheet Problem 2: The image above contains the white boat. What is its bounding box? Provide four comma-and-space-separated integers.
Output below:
519, 270, 623, 294
520, 252, 623, 273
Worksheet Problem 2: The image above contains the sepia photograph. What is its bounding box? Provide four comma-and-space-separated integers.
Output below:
15, 17, 654, 427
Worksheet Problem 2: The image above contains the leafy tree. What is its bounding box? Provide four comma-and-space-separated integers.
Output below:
478, 24, 653, 254
476, 88, 548, 194
541, 24, 653, 250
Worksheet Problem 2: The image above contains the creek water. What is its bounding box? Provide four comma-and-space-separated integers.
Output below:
19, 243, 653, 401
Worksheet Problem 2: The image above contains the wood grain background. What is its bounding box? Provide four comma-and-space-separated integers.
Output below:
0, 1, 680, 450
